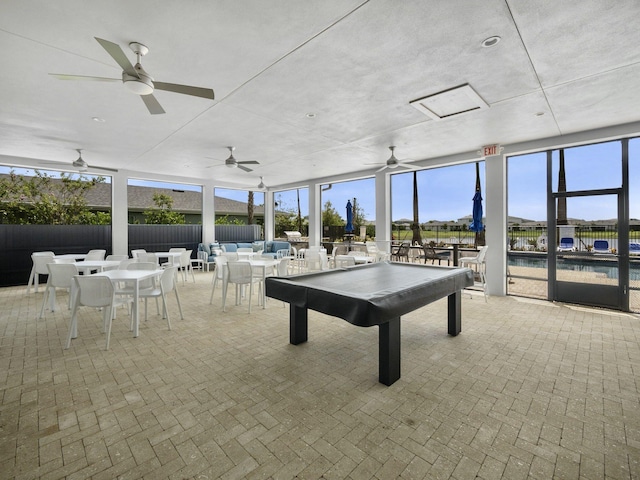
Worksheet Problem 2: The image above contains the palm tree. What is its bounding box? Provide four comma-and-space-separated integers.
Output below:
247, 190, 254, 224
557, 149, 567, 225
411, 171, 422, 245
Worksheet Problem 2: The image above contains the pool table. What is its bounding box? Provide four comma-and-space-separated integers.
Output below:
265, 261, 474, 385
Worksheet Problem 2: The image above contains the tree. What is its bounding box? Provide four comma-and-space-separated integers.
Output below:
557, 149, 567, 225
143, 193, 185, 224
411, 171, 421, 245
0, 169, 109, 224
322, 200, 343, 226
247, 190, 254, 224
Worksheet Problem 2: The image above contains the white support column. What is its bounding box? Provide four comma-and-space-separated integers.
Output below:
111, 172, 128, 256
202, 180, 216, 243
308, 181, 321, 247
263, 190, 274, 241
375, 171, 392, 253
485, 154, 507, 296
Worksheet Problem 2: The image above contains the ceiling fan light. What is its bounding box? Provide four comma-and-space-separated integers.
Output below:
122, 73, 154, 95
226, 162, 236, 168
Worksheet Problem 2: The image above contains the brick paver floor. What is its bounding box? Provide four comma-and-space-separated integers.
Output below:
1, 270, 639, 479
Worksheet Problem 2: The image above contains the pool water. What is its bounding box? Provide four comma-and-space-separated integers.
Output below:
508, 254, 640, 281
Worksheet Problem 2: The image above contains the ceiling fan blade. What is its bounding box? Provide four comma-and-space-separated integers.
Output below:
154, 82, 214, 100
375, 165, 389, 172
141, 94, 165, 115
238, 164, 253, 172
94, 37, 137, 77
49, 73, 120, 82
36, 160, 117, 173
238, 161, 260, 165
90, 164, 119, 173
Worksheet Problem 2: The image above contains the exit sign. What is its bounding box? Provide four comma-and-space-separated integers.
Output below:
482, 144, 501, 157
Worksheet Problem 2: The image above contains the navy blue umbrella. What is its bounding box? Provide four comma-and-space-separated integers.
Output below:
469, 190, 483, 233
469, 162, 483, 234
345, 200, 354, 233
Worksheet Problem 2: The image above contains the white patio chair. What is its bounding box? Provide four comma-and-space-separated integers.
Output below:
39, 262, 78, 319
209, 256, 228, 304
459, 245, 488, 301
105, 254, 128, 262
177, 249, 195, 283
116, 262, 160, 321
160, 247, 186, 267
65, 275, 133, 350
138, 265, 183, 327
131, 249, 146, 259
224, 261, 262, 313
26, 251, 55, 294
334, 255, 356, 269
85, 249, 106, 261
137, 253, 160, 266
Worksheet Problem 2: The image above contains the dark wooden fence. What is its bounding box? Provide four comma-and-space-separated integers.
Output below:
0, 224, 204, 288
0, 225, 112, 287
128, 225, 202, 256
1, 223, 269, 287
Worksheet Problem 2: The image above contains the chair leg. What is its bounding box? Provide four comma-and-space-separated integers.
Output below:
104, 306, 113, 350
65, 302, 79, 349
209, 277, 218, 304
38, 284, 51, 319
174, 289, 183, 321
26, 267, 35, 294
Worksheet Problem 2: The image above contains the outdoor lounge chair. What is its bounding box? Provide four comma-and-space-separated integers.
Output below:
417, 242, 450, 265
557, 237, 575, 252
592, 240, 610, 253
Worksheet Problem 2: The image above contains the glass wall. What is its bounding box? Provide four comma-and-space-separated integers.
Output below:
320, 178, 375, 241
273, 187, 309, 238
390, 162, 485, 247
507, 152, 548, 299
128, 179, 202, 224
508, 137, 640, 312
214, 187, 264, 226
630, 137, 640, 311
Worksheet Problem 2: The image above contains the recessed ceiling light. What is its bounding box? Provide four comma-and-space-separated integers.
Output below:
481, 36, 501, 48
92, 117, 105, 123
306, 113, 316, 118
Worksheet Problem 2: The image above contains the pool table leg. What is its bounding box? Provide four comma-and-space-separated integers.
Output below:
290, 305, 308, 344
447, 291, 461, 336
379, 317, 401, 386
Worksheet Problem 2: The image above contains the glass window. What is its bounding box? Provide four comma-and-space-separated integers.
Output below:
552, 141, 621, 193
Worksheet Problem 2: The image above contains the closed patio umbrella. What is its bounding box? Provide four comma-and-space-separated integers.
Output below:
469, 162, 484, 247
345, 200, 354, 233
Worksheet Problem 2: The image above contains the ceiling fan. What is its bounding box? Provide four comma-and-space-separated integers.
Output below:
207, 147, 259, 172
49, 37, 214, 115
38, 149, 118, 173
368, 146, 414, 172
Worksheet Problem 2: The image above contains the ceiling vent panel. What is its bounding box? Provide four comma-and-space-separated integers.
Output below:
410, 84, 489, 120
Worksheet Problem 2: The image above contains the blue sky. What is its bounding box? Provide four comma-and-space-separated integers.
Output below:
3, 137, 638, 223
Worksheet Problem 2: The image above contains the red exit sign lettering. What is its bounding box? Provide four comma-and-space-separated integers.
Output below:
482, 144, 501, 157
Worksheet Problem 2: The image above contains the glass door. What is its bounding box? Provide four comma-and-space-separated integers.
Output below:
548, 142, 629, 311
551, 193, 625, 310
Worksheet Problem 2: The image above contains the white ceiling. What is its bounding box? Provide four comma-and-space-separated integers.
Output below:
1, 0, 640, 189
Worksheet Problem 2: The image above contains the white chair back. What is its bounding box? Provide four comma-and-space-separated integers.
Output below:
277, 258, 290, 276
32, 252, 55, 275
131, 249, 146, 259
85, 249, 106, 261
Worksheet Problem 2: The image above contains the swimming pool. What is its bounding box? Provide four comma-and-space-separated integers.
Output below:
508, 253, 640, 281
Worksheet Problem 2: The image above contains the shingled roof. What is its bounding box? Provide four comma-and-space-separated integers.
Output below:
0, 174, 263, 215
